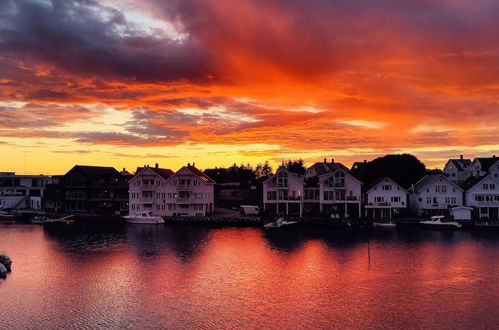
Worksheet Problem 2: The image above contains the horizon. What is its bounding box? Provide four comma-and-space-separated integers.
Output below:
1, 0, 498, 174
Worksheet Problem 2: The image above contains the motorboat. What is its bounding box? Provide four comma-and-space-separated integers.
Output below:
124, 212, 165, 224
373, 221, 396, 228
419, 215, 462, 229
263, 217, 298, 228
31, 214, 74, 224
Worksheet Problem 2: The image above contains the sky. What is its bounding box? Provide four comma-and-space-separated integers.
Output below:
0, 0, 498, 175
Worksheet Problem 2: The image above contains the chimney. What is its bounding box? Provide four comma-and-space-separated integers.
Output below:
193, 162, 195, 167
187, 163, 191, 166
122, 168, 126, 172
331, 158, 334, 163
364, 160, 367, 163
324, 158, 327, 163
155, 163, 158, 169
460, 155, 463, 160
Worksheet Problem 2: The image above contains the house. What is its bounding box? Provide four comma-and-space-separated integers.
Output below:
128, 164, 175, 216
409, 174, 463, 217
161, 163, 216, 216
443, 155, 472, 185
470, 156, 499, 177
364, 177, 408, 219
462, 174, 499, 220
62, 165, 130, 215
303, 159, 362, 218
0, 172, 51, 211
263, 168, 304, 216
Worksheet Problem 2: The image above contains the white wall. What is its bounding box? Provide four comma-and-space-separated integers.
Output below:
366, 178, 407, 208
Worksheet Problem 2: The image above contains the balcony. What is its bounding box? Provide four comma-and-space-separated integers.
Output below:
176, 197, 191, 203
177, 184, 192, 191
367, 202, 391, 207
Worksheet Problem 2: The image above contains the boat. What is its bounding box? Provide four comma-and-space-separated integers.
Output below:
124, 212, 165, 224
263, 217, 298, 228
419, 215, 462, 229
373, 221, 396, 228
30, 214, 74, 224
0, 210, 15, 219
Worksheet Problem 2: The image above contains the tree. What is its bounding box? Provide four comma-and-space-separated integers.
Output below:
351, 154, 427, 188
278, 159, 306, 175
255, 161, 273, 180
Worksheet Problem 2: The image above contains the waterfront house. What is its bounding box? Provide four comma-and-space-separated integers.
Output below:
161, 164, 216, 216
462, 174, 499, 220
303, 159, 362, 218
443, 155, 472, 185
364, 177, 408, 219
263, 168, 304, 216
128, 164, 175, 216
409, 174, 463, 217
62, 165, 130, 215
0, 172, 51, 211
470, 156, 499, 177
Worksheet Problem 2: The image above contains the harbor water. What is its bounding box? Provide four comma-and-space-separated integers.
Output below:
1, 223, 499, 329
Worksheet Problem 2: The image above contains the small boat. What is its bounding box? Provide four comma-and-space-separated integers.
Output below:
0, 254, 12, 272
373, 221, 396, 228
31, 214, 74, 224
124, 212, 165, 224
420, 215, 462, 229
263, 217, 298, 228
0, 210, 15, 219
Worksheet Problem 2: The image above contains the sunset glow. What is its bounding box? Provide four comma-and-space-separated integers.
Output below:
1, 0, 498, 174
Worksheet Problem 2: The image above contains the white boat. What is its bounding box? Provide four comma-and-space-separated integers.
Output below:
31, 214, 74, 224
124, 212, 165, 224
373, 221, 396, 228
263, 217, 298, 228
420, 215, 462, 229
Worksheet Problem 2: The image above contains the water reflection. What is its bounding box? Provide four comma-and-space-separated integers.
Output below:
2, 223, 499, 329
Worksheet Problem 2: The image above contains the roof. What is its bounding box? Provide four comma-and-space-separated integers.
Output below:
68, 165, 120, 178
186, 165, 216, 184
263, 168, 304, 184
412, 174, 462, 192
318, 168, 362, 185
460, 175, 487, 191
447, 158, 471, 171
365, 176, 406, 193
135, 166, 175, 180
307, 161, 350, 176
475, 157, 499, 171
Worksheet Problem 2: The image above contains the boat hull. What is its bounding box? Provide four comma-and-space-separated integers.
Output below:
126, 217, 165, 224
420, 221, 461, 229
373, 222, 396, 228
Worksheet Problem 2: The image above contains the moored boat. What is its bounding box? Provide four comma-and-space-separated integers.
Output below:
373, 221, 396, 228
31, 214, 74, 224
420, 215, 462, 229
124, 212, 165, 224
263, 217, 298, 228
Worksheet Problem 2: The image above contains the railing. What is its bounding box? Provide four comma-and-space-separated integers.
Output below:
177, 184, 192, 190
368, 202, 391, 206
176, 197, 191, 203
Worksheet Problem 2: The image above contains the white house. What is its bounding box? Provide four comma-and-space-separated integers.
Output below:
263, 169, 304, 216
317, 168, 362, 219
129, 163, 215, 217
463, 174, 499, 221
129, 164, 175, 216
0, 172, 51, 211
443, 155, 472, 185
470, 156, 499, 177
409, 174, 463, 217
164, 164, 215, 216
365, 177, 408, 219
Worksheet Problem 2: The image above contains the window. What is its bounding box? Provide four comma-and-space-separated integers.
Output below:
426, 197, 432, 204
382, 185, 392, 191
391, 196, 401, 202
483, 183, 496, 190
333, 171, 345, 187
323, 191, 334, 200
445, 197, 456, 205
374, 196, 384, 202
267, 191, 277, 200
435, 186, 446, 193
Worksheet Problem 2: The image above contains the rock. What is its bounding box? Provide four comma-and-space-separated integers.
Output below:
0, 254, 12, 272
0, 263, 6, 278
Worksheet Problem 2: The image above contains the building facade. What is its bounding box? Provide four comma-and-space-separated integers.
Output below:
463, 174, 499, 221
0, 172, 51, 211
409, 174, 463, 217
263, 169, 304, 217
443, 155, 472, 185
365, 177, 408, 219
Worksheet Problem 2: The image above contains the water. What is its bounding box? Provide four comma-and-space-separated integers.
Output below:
1, 223, 499, 329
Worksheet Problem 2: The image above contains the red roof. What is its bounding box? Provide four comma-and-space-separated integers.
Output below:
187, 165, 216, 183
136, 166, 175, 180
